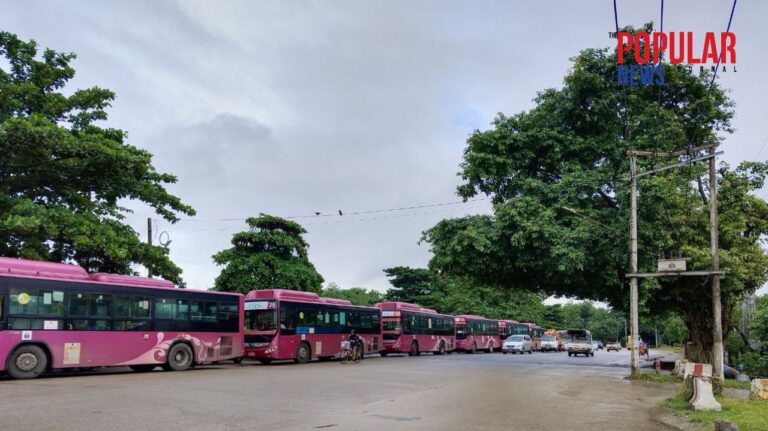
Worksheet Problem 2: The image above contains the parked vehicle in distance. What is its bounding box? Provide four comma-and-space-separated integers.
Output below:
567, 329, 594, 357
243, 289, 381, 364
0, 257, 244, 379
454, 315, 500, 353
606, 337, 622, 352
376, 302, 454, 356
540, 334, 559, 352
594, 340, 603, 350
502, 335, 532, 354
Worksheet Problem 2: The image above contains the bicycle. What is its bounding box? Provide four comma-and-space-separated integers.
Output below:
340, 340, 361, 364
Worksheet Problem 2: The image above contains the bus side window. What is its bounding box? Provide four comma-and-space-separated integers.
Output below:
279, 306, 296, 335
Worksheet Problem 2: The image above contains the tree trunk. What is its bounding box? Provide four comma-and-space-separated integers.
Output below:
682, 300, 733, 365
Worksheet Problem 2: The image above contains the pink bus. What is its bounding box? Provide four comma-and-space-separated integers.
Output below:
0, 257, 244, 379
498, 319, 518, 342
453, 315, 501, 353
503, 321, 544, 351
376, 301, 454, 356
243, 289, 381, 364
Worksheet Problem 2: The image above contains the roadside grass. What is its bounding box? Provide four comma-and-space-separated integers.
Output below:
658, 344, 684, 354
663, 391, 768, 431
722, 379, 753, 391
632, 371, 751, 391
631, 371, 683, 384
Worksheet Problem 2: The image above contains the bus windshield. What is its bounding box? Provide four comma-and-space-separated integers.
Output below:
382, 318, 401, 331
455, 324, 467, 340
245, 309, 277, 331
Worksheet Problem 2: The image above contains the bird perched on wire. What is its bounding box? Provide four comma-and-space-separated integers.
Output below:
338, 210, 343, 216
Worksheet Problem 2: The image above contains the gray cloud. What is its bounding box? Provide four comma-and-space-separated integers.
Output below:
2, 0, 766, 295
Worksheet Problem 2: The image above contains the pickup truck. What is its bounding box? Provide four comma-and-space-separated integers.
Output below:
567, 329, 594, 357
606, 337, 622, 352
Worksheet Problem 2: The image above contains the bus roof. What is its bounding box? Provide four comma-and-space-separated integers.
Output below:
0, 256, 176, 290
0, 256, 242, 296
455, 314, 495, 321
374, 301, 441, 315
245, 289, 353, 306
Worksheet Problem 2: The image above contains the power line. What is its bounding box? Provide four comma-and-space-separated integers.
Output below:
173, 197, 492, 222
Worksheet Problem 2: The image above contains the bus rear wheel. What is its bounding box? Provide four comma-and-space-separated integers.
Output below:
167, 343, 194, 371
295, 343, 311, 364
7, 344, 48, 379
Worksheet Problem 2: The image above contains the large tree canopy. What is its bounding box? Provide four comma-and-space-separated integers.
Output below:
0, 31, 194, 284
212, 214, 324, 294
422, 24, 768, 363
383, 266, 546, 323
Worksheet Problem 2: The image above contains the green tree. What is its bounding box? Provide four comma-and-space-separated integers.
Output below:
422, 24, 768, 363
659, 314, 689, 346
752, 294, 768, 345
321, 282, 384, 306
0, 31, 194, 284
212, 214, 324, 294
383, 266, 436, 306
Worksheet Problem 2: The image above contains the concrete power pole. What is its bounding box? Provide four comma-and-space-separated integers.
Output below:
626, 144, 723, 379
147, 217, 153, 278
629, 155, 640, 375
709, 146, 724, 383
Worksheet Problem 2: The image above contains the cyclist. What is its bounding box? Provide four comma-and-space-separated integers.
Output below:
348, 330, 363, 359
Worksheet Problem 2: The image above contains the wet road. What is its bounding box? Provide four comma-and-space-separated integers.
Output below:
0, 349, 677, 431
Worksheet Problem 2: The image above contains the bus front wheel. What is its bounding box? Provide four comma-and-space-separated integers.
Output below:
7, 344, 48, 379
295, 343, 311, 364
167, 343, 194, 371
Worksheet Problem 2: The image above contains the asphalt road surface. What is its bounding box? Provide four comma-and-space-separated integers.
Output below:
0, 349, 677, 431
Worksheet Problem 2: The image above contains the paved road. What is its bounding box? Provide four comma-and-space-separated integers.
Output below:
0, 349, 677, 431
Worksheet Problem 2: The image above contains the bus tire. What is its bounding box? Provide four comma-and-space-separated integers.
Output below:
295, 343, 311, 364
167, 343, 194, 371
408, 341, 419, 357
7, 344, 48, 379
130, 364, 157, 372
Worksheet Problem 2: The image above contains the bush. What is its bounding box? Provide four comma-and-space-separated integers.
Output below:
739, 351, 768, 378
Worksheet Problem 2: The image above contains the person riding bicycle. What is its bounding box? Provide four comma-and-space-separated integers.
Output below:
347, 330, 362, 357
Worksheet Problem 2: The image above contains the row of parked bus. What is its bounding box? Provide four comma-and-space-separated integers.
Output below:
0, 257, 545, 379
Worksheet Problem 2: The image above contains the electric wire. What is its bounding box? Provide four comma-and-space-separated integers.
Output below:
173, 197, 492, 223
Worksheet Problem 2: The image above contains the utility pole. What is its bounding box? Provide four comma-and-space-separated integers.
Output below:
629, 155, 640, 375
147, 217, 153, 278
709, 146, 724, 383
625, 144, 724, 381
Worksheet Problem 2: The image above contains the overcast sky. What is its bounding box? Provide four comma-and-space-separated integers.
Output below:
2, 1, 767, 295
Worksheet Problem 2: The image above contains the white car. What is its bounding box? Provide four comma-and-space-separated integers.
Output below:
502, 335, 533, 354
540, 334, 559, 352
